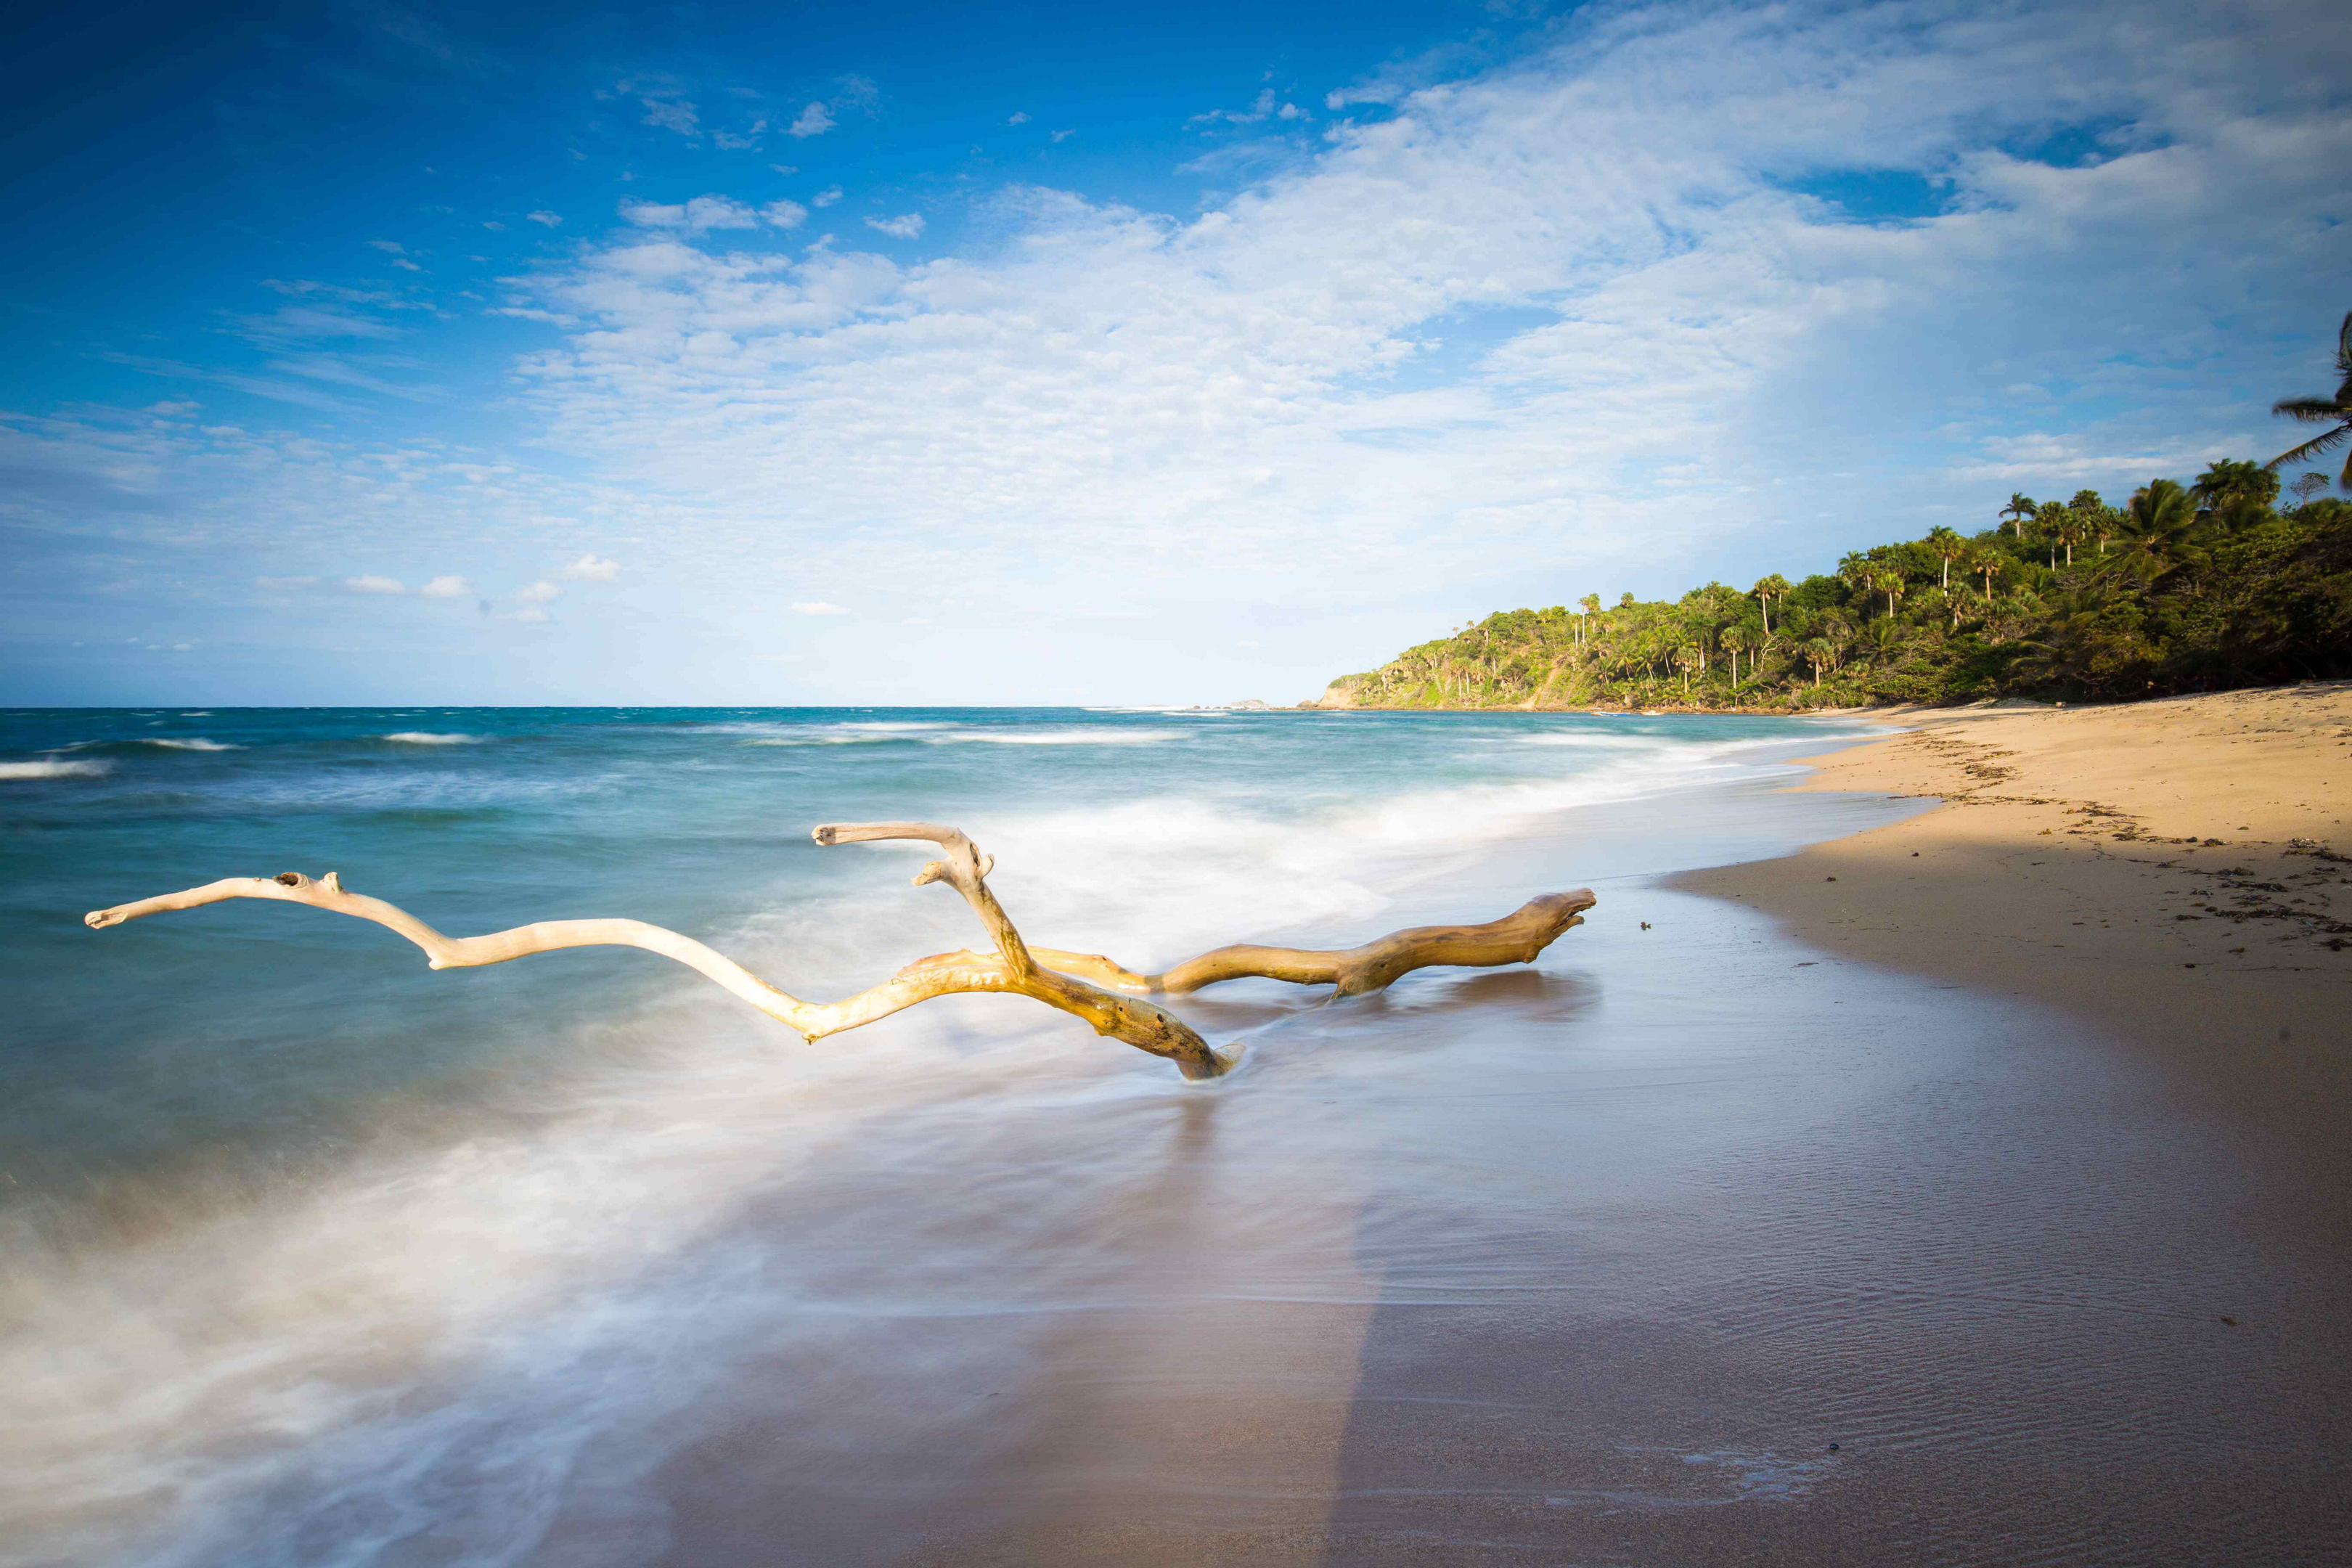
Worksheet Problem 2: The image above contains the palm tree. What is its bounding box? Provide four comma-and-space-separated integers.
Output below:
2191, 459, 2277, 515
2266, 309, 2352, 491
1999, 492, 2036, 536
1974, 550, 2004, 601
1801, 638, 1834, 689
1861, 616, 1904, 666
1924, 526, 1964, 588
2104, 478, 2204, 587
1751, 574, 1790, 637
1720, 624, 1752, 687
1866, 566, 1904, 618
1671, 641, 1700, 696
1917, 584, 1961, 632
2034, 502, 2068, 568
2051, 507, 2087, 566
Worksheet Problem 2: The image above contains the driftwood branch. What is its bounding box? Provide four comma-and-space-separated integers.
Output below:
84, 822, 1595, 1082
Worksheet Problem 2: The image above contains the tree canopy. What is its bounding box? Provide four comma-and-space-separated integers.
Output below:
1326, 473, 2352, 711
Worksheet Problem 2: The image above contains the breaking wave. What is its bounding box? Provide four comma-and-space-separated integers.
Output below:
0, 759, 110, 781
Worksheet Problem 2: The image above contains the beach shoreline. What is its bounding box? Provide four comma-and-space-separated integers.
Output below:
1672, 681, 2352, 992
1670, 681, 2352, 1153
11, 698, 2352, 1563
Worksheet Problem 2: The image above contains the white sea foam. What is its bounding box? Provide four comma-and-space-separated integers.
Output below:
379, 732, 481, 745
934, 727, 1183, 746
1514, 732, 1659, 749
0, 759, 109, 780
145, 738, 240, 751
717, 719, 953, 743
743, 723, 1180, 748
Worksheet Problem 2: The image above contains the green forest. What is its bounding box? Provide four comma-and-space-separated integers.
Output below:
1326, 317, 2352, 711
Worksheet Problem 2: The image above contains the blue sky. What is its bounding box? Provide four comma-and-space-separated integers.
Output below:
4, 0, 2347, 705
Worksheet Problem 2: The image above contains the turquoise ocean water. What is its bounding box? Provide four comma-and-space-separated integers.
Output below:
1, 705, 1875, 1202
1, 704, 1895, 1561
21, 705, 2336, 1564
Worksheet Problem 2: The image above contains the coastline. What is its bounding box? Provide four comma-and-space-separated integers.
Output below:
1671, 679, 2352, 1140
14, 701, 2352, 1561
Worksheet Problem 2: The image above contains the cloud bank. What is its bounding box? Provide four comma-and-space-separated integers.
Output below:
4, 0, 2345, 703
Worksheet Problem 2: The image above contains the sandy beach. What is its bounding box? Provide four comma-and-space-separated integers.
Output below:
1675, 682, 2352, 1121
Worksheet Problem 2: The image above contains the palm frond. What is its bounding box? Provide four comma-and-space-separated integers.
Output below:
2265, 423, 2352, 470
2271, 397, 2349, 422
2336, 310, 2352, 379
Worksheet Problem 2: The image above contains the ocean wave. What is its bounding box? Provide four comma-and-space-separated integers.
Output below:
738, 722, 1183, 748
380, 732, 481, 746
1514, 732, 1662, 749
936, 728, 1184, 746
0, 759, 110, 780
711, 720, 953, 742
146, 738, 240, 751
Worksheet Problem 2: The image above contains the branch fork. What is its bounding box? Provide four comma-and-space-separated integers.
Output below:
86, 822, 1596, 1082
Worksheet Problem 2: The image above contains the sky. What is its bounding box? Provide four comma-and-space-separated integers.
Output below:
4, 0, 2347, 706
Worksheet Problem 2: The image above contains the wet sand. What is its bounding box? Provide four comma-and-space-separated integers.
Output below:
1675, 682, 2352, 1150
892, 692, 2352, 1563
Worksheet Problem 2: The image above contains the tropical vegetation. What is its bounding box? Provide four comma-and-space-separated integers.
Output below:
1323, 314, 2352, 710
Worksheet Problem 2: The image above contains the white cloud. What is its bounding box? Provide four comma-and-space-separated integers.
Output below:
526, 211, 562, 227
713, 118, 767, 150
1050, 128, 1074, 143
864, 213, 925, 239
255, 575, 319, 591
1008, 111, 1030, 126
761, 199, 808, 229
1190, 89, 1305, 127
642, 97, 700, 136
479, 0, 2345, 696
513, 605, 552, 623
10, 0, 2348, 705
234, 305, 404, 344
620, 195, 769, 232
787, 102, 834, 139
811, 185, 842, 207
516, 580, 563, 604
684, 195, 762, 230
559, 552, 620, 581
789, 600, 849, 616
343, 574, 407, 595
420, 574, 472, 597
389, 258, 422, 272
367, 240, 405, 254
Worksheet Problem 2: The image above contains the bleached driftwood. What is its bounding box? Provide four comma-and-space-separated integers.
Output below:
84, 820, 1596, 1081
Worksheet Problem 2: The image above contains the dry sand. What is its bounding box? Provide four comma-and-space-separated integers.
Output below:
1675, 682, 2352, 1087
